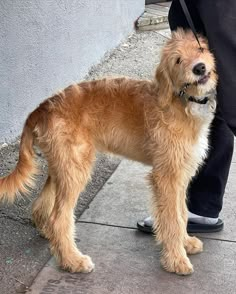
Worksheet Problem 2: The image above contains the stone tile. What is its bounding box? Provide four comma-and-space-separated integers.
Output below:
136, 17, 151, 26
145, 7, 168, 17
138, 22, 170, 31
158, 2, 172, 8
137, 16, 168, 28
147, 4, 169, 12
143, 13, 167, 23
143, 12, 166, 19
28, 223, 236, 294
136, 3, 169, 30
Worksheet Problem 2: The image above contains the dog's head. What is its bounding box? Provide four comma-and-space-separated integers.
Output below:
155, 29, 217, 106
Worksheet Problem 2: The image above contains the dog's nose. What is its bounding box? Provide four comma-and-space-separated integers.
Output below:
193, 63, 206, 75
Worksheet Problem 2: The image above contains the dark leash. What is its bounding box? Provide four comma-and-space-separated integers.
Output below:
179, 0, 203, 51
178, 0, 210, 104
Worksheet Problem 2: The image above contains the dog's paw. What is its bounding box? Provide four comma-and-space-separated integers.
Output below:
62, 254, 95, 273
78, 255, 95, 273
185, 236, 203, 255
161, 255, 194, 275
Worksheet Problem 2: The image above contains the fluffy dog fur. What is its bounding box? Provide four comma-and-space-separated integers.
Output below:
0, 29, 217, 275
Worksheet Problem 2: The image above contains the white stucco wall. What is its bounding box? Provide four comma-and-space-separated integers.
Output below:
0, 0, 144, 142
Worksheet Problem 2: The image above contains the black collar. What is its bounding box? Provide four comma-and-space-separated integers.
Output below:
188, 96, 209, 104
178, 83, 210, 104
178, 91, 209, 105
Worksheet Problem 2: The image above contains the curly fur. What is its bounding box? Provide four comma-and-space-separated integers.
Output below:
0, 29, 217, 275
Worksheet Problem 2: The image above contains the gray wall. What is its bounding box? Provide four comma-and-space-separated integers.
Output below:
0, 0, 144, 142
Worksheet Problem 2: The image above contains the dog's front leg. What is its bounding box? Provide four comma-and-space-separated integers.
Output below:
149, 169, 194, 275
179, 188, 203, 255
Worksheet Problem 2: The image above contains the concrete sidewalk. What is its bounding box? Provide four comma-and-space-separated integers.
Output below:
28, 154, 236, 293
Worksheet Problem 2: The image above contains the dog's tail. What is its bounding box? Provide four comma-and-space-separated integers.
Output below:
0, 111, 39, 203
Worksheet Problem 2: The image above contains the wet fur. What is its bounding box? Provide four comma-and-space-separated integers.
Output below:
0, 30, 217, 275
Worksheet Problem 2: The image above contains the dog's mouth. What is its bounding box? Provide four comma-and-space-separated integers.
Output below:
178, 77, 216, 105
196, 72, 211, 85
180, 71, 211, 94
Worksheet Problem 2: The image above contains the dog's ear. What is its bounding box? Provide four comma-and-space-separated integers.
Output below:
155, 60, 173, 108
171, 28, 184, 40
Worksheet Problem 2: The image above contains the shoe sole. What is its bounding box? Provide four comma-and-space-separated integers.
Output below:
137, 219, 224, 234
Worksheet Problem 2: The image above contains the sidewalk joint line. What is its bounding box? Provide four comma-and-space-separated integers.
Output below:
199, 236, 236, 244
78, 220, 137, 230
78, 221, 236, 244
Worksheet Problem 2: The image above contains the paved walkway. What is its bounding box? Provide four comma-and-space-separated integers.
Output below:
136, 1, 170, 31
29, 154, 236, 293
28, 126, 236, 292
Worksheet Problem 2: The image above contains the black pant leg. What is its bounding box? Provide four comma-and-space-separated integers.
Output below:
168, 0, 205, 33
168, 0, 235, 218
188, 111, 234, 218
196, 0, 236, 135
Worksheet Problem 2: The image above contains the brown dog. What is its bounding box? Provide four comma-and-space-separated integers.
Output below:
0, 29, 217, 275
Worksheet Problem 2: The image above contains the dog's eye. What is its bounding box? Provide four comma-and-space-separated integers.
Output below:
176, 57, 181, 64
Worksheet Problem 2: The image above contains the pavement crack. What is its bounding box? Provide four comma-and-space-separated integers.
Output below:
0, 212, 31, 226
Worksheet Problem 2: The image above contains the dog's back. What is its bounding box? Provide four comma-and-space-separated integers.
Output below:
0, 77, 153, 201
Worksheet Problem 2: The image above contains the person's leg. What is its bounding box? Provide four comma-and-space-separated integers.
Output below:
195, 0, 236, 135
188, 111, 234, 219
188, 0, 236, 218
168, 0, 205, 34
137, 0, 235, 233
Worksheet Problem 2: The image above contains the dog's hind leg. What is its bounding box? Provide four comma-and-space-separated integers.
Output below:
32, 176, 56, 238
149, 168, 194, 275
46, 140, 95, 273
